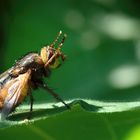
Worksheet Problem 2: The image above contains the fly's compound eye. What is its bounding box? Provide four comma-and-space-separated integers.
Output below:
40, 46, 51, 64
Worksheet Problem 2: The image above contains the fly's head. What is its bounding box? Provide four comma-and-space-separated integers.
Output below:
40, 31, 67, 70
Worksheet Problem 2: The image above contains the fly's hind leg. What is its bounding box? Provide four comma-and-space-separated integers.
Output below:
37, 82, 70, 109
27, 91, 34, 119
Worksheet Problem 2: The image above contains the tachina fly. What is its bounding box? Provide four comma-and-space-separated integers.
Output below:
0, 31, 70, 120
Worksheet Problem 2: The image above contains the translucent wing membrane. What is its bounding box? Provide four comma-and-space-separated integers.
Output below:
0, 70, 31, 120
0, 68, 14, 89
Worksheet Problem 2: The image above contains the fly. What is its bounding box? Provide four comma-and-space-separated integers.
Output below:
0, 31, 70, 120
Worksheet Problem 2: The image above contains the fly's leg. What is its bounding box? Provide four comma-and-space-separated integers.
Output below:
29, 92, 33, 112
28, 91, 34, 119
38, 82, 70, 109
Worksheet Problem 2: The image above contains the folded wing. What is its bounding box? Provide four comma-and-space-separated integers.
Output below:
0, 70, 31, 120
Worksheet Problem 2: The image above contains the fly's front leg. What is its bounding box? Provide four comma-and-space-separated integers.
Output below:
37, 82, 70, 109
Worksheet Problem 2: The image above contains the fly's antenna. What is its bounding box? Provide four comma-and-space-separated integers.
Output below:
45, 33, 67, 67
50, 30, 62, 48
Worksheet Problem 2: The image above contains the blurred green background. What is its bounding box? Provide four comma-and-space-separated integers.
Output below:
0, 0, 140, 139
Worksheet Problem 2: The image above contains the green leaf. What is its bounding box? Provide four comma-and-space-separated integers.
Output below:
1, 99, 140, 140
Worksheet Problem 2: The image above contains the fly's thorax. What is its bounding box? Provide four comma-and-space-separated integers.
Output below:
16, 53, 44, 68
10, 53, 44, 77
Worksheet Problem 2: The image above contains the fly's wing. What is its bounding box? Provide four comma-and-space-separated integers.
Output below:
0, 70, 31, 120
1, 81, 21, 120
0, 67, 14, 89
